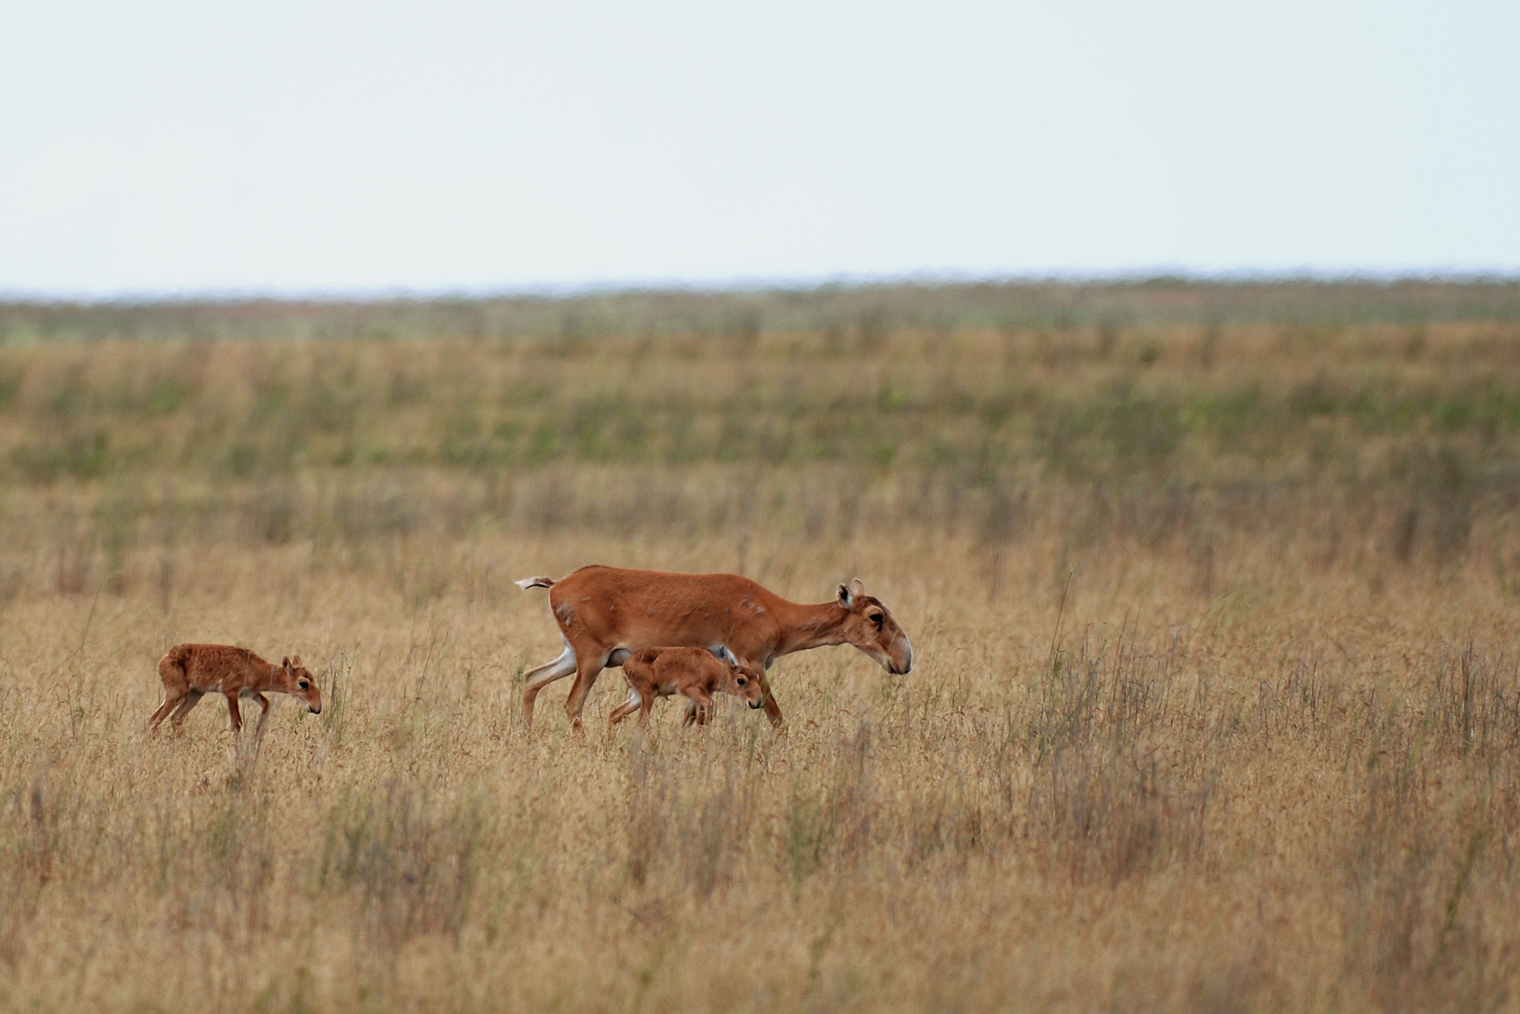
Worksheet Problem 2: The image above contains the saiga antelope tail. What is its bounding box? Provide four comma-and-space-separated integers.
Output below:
514, 576, 556, 591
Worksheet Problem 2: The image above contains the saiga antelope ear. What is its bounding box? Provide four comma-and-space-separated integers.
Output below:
291, 655, 303, 667
839, 579, 867, 609
282, 657, 292, 671
718, 646, 738, 668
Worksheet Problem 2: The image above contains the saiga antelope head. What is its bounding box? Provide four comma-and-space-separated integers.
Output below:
836, 579, 913, 676
280, 656, 323, 715
718, 647, 768, 709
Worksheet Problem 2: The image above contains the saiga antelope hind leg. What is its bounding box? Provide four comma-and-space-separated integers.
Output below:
150, 655, 191, 733
148, 692, 182, 733
522, 644, 577, 727
682, 689, 714, 727
169, 692, 204, 734
562, 652, 609, 732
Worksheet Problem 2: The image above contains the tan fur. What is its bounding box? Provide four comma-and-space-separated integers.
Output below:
518, 566, 913, 730
148, 643, 322, 735
609, 647, 767, 728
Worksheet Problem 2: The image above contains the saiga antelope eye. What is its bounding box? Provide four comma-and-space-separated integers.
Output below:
869, 613, 884, 629
299, 680, 310, 690
736, 677, 748, 686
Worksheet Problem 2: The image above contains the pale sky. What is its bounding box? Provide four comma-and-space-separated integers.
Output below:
2, 0, 1517, 296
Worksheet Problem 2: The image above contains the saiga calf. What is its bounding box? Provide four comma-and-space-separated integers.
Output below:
609, 646, 767, 728
148, 643, 322, 735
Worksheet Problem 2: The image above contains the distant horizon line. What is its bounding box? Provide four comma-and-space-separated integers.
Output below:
4, 268, 1520, 305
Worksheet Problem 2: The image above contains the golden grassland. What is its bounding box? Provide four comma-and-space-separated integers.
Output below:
3, 286, 1520, 1012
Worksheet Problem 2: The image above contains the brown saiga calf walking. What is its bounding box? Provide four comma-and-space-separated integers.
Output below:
609, 646, 767, 728
148, 643, 322, 735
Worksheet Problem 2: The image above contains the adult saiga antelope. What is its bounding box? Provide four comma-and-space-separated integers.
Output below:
515, 566, 913, 729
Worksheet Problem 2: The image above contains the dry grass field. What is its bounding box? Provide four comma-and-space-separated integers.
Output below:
3, 281, 1520, 1012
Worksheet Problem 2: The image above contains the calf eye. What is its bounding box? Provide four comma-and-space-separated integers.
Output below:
299, 680, 310, 690
869, 613, 884, 628
736, 677, 747, 686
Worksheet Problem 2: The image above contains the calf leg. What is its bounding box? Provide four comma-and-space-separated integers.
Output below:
251, 692, 272, 731
151, 654, 192, 733
224, 692, 243, 734
609, 688, 643, 727
148, 689, 182, 733
683, 688, 714, 727
169, 692, 204, 735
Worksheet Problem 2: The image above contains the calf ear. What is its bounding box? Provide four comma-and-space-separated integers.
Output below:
837, 583, 854, 608
291, 655, 303, 668
849, 578, 867, 601
718, 646, 737, 668
282, 656, 292, 671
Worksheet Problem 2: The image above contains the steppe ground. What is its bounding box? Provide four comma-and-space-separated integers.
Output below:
3, 282, 1520, 1013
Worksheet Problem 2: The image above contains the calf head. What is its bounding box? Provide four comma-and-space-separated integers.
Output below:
280, 656, 323, 714
836, 578, 914, 675
717, 649, 768, 710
